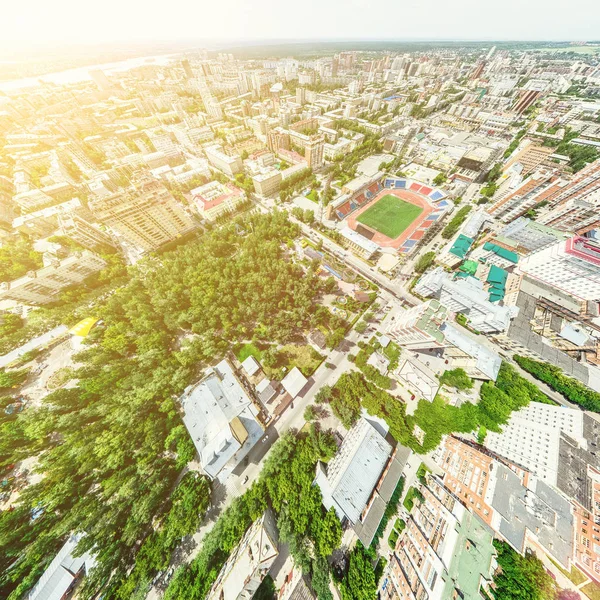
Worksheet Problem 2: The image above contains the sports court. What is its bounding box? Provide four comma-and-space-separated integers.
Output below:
357, 194, 423, 239
346, 188, 434, 250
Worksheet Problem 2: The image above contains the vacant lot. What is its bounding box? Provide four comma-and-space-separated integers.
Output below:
357, 195, 423, 239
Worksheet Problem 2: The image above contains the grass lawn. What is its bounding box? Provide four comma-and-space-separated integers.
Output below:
278, 344, 324, 377
235, 342, 263, 363
306, 190, 319, 202
357, 194, 423, 239
582, 581, 600, 600
403, 486, 423, 512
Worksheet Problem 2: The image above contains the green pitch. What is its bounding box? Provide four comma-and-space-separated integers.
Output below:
357, 195, 424, 239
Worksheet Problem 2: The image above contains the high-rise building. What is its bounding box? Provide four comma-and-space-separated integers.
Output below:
57, 214, 117, 251
296, 87, 306, 105
488, 169, 563, 223
304, 135, 324, 169
181, 59, 194, 79
89, 177, 196, 252
0, 249, 107, 306
386, 299, 448, 349
538, 159, 600, 235
379, 475, 495, 600
518, 236, 600, 304
207, 510, 279, 600
433, 436, 574, 569
513, 88, 543, 114
504, 139, 555, 175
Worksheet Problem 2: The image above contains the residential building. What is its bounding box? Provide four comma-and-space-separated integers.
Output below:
497, 218, 571, 254
315, 416, 410, 546
58, 214, 117, 250
433, 436, 574, 569
305, 136, 324, 169
488, 169, 564, 224
204, 144, 243, 176
191, 180, 246, 221
414, 268, 518, 333
27, 534, 95, 600
207, 510, 279, 600
180, 359, 265, 481
538, 158, 600, 235
386, 299, 448, 350
89, 177, 196, 252
518, 237, 600, 304
0, 249, 107, 306
252, 169, 282, 196
483, 401, 585, 486
380, 476, 495, 600
504, 139, 555, 175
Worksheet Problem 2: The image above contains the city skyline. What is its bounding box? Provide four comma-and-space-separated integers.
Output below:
2, 0, 600, 46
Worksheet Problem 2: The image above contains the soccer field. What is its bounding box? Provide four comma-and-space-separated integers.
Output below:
357, 195, 424, 239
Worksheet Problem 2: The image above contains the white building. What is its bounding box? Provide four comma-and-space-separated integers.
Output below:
484, 402, 584, 487
387, 300, 448, 350
27, 534, 95, 600
180, 359, 264, 481
204, 144, 243, 176
414, 268, 518, 333
0, 250, 107, 306
518, 236, 600, 303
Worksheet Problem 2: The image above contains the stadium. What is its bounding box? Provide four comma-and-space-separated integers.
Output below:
329, 175, 451, 254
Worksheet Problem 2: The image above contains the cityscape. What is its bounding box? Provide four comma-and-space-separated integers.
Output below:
1, 7, 600, 600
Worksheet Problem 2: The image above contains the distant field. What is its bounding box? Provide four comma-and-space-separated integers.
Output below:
533, 46, 600, 55
357, 195, 423, 239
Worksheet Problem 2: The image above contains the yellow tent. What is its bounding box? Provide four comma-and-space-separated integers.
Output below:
68, 317, 99, 338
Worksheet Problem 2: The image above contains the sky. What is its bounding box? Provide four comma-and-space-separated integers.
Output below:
2, 0, 600, 47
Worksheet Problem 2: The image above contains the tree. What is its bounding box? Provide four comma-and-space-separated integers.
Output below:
491, 540, 556, 600
414, 251, 435, 274
0, 368, 29, 390
355, 321, 368, 334
339, 542, 378, 600
433, 173, 447, 186
314, 508, 342, 557
439, 368, 473, 391
315, 385, 332, 404
304, 405, 318, 421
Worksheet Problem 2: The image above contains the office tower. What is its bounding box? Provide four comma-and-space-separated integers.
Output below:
89, 69, 112, 91
89, 177, 196, 252
518, 236, 600, 303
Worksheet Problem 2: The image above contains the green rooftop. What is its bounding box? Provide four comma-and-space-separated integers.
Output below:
449, 234, 474, 259
441, 510, 495, 600
486, 265, 508, 302
483, 241, 519, 264
460, 260, 479, 276
415, 299, 448, 344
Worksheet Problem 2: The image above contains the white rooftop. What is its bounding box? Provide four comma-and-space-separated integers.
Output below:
28, 534, 95, 600
339, 227, 380, 255
281, 366, 308, 399
180, 359, 263, 480
241, 355, 261, 376
315, 417, 392, 524
440, 322, 502, 381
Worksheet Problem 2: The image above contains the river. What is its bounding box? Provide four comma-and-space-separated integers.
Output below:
0, 52, 179, 93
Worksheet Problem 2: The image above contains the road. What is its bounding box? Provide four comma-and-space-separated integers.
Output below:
147, 306, 372, 598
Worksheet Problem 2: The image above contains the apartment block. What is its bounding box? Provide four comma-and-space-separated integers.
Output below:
0, 250, 107, 305
89, 177, 196, 252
